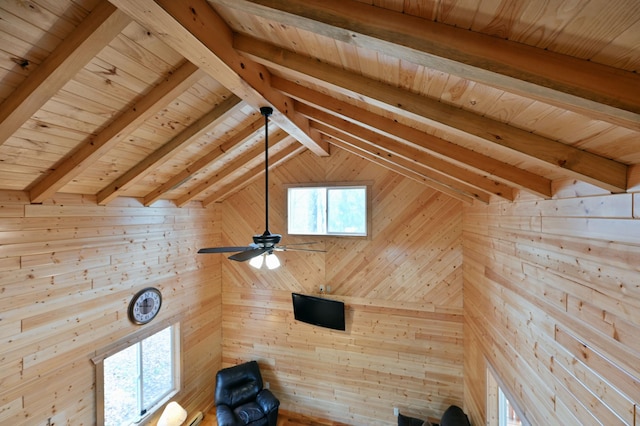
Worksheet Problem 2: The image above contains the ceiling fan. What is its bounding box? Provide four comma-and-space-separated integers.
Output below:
198, 106, 322, 266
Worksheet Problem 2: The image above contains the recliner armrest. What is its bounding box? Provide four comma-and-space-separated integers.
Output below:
215, 404, 238, 426
256, 389, 280, 413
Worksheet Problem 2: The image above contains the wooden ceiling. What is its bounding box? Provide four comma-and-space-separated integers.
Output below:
1, 0, 639, 206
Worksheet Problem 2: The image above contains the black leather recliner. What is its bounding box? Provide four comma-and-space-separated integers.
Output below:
214, 360, 280, 426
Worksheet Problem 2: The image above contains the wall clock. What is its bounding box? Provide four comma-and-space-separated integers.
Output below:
128, 287, 162, 325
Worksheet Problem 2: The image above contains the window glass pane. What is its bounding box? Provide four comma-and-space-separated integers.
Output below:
288, 187, 326, 234
327, 187, 366, 235
142, 326, 173, 408
104, 344, 139, 426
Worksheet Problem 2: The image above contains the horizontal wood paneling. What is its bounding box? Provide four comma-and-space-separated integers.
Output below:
0, 191, 221, 425
463, 182, 640, 426
220, 149, 464, 425
4, 147, 638, 425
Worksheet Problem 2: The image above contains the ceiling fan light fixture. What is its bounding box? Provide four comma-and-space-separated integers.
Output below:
248, 252, 280, 270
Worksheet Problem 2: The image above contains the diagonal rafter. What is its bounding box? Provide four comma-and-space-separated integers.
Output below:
213, 0, 640, 131
320, 131, 484, 205
96, 95, 242, 205
175, 131, 291, 207
240, 36, 628, 194
143, 115, 265, 206
0, 1, 132, 147
273, 77, 557, 198
202, 142, 305, 206
306, 110, 512, 202
107, 0, 329, 156
28, 62, 203, 203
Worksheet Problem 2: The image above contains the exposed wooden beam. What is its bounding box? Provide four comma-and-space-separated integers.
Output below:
307, 114, 511, 202
0, 2, 131, 147
97, 95, 242, 205
244, 36, 629, 194
175, 131, 291, 207
143, 115, 265, 206
107, 0, 329, 156
320, 131, 485, 205
324, 135, 477, 205
202, 142, 305, 206
28, 61, 203, 203
214, 0, 640, 131
272, 77, 556, 198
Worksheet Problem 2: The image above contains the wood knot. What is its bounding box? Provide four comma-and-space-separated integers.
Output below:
11, 56, 30, 69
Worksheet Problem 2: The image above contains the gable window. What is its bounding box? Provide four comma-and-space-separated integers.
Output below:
498, 387, 523, 426
487, 364, 527, 426
94, 324, 180, 426
287, 184, 369, 236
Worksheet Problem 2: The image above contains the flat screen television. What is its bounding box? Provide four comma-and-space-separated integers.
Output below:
292, 292, 345, 331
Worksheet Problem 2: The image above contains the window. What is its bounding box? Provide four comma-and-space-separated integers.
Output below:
95, 324, 180, 426
487, 365, 527, 426
498, 387, 523, 426
287, 184, 369, 236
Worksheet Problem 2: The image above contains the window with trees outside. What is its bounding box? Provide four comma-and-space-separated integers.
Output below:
287, 184, 369, 236
95, 324, 180, 426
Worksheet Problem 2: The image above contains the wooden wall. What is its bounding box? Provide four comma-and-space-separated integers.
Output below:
220, 148, 465, 425
463, 181, 640, 425
0, 191, 222, 425
7, 145, 637, 426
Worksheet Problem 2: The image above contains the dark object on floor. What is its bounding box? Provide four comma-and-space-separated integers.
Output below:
398, 412, 430, 426
215, 360, 280, 426
398, 404, 470, 426
440, 405, 470, 426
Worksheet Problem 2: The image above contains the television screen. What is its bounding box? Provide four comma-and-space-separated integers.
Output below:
292, 292, 345, 331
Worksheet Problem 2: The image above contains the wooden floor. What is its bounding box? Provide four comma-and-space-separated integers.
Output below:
199, 408, 351, 426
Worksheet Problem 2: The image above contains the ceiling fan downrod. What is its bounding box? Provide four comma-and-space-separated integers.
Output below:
258, 106, 280, 245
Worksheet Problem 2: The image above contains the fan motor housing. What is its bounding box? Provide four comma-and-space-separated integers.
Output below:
253, 233, 281, 247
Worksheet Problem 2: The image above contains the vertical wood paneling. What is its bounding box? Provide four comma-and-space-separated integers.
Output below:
0, 191, 221, 425
220, 148, 464, 425
463, 182, 640, 426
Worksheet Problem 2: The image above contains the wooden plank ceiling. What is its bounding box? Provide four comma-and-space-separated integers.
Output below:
1, 0, 639, 206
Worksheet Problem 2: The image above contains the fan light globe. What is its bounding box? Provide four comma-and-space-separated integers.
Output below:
249, 255, 264, 269
265, 253, 281, 269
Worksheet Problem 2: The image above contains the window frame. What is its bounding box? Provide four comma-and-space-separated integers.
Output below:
285, 181, 372, 238
93, 320, 182, 426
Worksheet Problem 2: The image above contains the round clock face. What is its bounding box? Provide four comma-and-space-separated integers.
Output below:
128, 287, 162, 325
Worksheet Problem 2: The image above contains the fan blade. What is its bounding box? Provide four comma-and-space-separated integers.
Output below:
198, 245, 257, 254
198, 246, 251, 254
229, 247, 270, 262
277, 241, 319, 247
273, 246, 326, 253
198, 243, 259, 254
